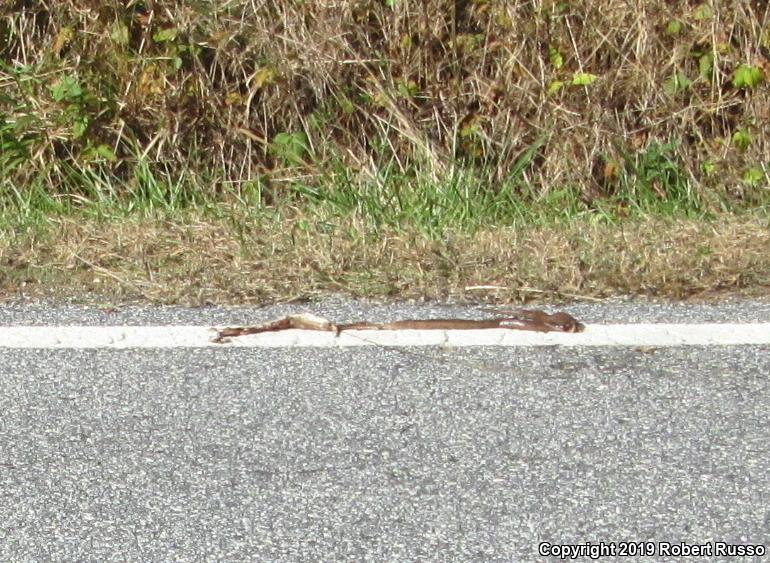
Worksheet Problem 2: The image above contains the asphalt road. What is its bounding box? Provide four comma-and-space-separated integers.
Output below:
1, 298, 769, 562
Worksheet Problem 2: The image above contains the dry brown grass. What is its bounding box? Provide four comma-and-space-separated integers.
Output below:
2, 213, 768, 304
2, 0, 768, 201
3, 1, 769, 305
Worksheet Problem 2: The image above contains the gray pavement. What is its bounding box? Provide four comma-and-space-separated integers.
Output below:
1, 294, 770, 325
0, 298, 769, 561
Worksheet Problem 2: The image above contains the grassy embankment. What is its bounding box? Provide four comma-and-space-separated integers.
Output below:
1, 1, 769, 304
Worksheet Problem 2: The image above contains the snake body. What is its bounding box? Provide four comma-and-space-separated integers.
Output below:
214, 310, 584, 342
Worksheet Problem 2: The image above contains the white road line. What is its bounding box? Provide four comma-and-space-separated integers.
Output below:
0, 323, 768, 348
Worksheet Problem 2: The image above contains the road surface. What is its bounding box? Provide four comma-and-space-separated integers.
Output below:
0, 298, 768, 561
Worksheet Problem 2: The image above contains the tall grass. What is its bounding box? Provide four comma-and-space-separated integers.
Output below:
1, 0, 768, 229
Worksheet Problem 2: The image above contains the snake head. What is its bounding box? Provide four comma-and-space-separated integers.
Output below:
550, 313, 585, 332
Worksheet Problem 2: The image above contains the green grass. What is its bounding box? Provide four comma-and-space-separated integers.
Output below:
3, 133, 745, 239
2, 1, 770, 304
4, 0, 770, 223
1, 138, 768, 306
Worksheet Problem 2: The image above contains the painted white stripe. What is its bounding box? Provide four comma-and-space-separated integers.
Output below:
0, 324, 768, 348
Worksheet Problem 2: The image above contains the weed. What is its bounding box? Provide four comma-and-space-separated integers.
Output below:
617, 142, 703, 217
1, 0, 770, 302
0, 0, 767, 211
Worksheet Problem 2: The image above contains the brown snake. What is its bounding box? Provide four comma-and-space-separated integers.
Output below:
213, 309, 584, 343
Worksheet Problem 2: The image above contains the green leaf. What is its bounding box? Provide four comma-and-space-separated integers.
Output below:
732, 65, 763, 89
698, 53, 714, 79
396, 80, 418, 98
742, 167, 765, 186
701, 160, 716, 176
338, 94, 355, 114
95, 144, 117, 161
548, 46, 563, 69
270, 131, 310, 167
663, 72, 692, 96
51, 75, 82, 102
251, 66, 276, 88
571, 72, 597, 86
110, 21, 129, 46
547, 80, 564, 94
693, 3, 713, 20
665, 20, 682, 34
732, 129, 752, 151
72, 116, 88, 139
153, 28, 178, 43
459, 124, 479, 138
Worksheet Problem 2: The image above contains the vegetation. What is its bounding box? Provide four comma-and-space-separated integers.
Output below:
1, 0, 769, 303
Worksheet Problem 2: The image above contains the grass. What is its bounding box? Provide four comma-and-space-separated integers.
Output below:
1, 152, 769, 305
3, 207, 770, 305
1, 0, 769, 304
